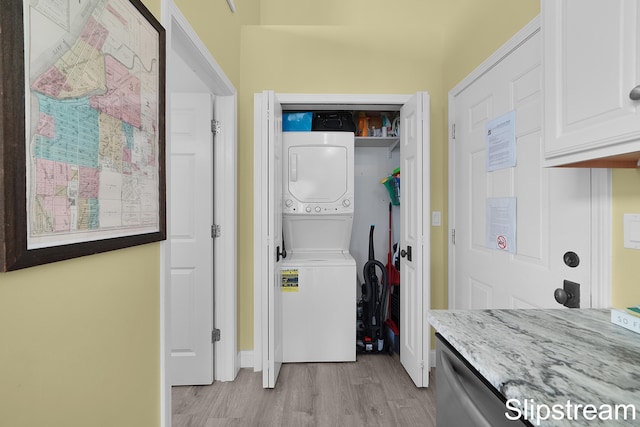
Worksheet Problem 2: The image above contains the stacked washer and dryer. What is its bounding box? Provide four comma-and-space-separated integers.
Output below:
281, 131, 356, 363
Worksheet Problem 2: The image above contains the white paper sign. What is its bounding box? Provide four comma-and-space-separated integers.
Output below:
486, 110, 516, 172
486, 197, 517, 253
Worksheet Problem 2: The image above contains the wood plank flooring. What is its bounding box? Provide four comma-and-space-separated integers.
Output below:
172, 354, 437, 426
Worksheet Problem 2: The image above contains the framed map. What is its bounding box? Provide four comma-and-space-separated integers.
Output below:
0, 0, 165, 271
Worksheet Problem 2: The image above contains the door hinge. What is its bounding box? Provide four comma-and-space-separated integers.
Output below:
211, 224, 221, 238
452, 229, 456, 245
212, 329, 221, 342
451, 123, 456, 140
211, 120, 221, 135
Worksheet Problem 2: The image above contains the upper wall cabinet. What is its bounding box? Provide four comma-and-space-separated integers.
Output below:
543, 0, 640, 167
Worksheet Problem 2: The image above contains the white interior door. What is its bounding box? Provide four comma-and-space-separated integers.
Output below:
451, 29, 592, 310
400, 92, 430, 387
170, 93, 215, 385
261, 91, 284, 388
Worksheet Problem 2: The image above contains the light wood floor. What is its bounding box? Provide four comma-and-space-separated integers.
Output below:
172, 354, 437, 426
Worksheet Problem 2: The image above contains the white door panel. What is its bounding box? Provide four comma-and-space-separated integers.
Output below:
262, 91, 284, 388
452, 30, 592, 310
170, 93, 214, 385
400, 92, 430, 388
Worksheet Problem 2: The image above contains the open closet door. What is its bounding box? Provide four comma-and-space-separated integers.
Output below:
260, 91, 284, 388
399, 92, 430, 387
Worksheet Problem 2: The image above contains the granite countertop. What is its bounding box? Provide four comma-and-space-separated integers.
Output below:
428, 309, 640, 426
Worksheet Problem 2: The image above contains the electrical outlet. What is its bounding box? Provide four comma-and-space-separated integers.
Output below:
432, 211, 441, 227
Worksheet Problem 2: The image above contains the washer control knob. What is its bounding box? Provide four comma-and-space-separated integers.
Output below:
315, 206, 321, 213
305, 206, 311, 213
342, 199, 351, 207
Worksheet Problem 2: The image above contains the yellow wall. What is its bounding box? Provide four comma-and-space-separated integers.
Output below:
174, 0, 260, 88
0, 246, 161, 427
442, 1, 540, 90
1, 2, 160, 427
611, 169, 640, 307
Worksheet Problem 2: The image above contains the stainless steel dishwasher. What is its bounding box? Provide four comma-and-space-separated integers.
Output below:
436, 334, 529, 426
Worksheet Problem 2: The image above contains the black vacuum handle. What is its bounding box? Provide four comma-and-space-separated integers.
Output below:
368, 225, 375, 260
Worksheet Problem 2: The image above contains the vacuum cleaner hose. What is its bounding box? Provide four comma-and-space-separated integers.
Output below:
361, 269, 372, 303
362, 259, 388, 321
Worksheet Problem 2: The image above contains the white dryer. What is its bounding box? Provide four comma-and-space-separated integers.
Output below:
281, 132, 356, 362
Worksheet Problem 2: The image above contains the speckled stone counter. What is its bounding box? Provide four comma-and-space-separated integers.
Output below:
428, 309, 640, 426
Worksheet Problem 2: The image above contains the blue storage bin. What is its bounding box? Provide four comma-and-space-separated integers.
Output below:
283, 112, 313, 131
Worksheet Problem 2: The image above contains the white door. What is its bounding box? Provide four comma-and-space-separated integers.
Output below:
170, 93, 215, 385
451, 29, 592, 309
399, 92, 430, 387
260, 91, 284, 388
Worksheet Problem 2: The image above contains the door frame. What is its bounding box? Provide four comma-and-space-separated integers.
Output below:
161, 1, 238, 426
447, 16, 611, 311
253, 93, 430, 380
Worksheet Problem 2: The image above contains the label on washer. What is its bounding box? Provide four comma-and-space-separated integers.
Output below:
281, 269, 299, 292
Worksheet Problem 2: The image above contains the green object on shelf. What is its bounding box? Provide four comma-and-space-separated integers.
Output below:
381, 175, 400, 206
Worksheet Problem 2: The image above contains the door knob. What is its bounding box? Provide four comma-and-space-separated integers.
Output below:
276, 232, 287, 262
630, 85, 640, 101
554, 288, 571, 305
400, 246, 412, 262
276, 245, 287, 262
554, 280, 580, 308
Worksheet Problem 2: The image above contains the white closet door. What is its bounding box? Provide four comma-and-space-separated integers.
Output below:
260, 90, 284, 388
400, 92, 430, 388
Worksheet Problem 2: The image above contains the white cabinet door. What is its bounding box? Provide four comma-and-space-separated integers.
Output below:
399, 92, 430, 388
543, 0, 640, 166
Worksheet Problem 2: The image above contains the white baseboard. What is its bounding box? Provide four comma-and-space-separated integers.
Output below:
239, 350, 254, 369
238, 349, 435, 371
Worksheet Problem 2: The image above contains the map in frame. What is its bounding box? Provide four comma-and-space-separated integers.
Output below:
25, 0, 162, 249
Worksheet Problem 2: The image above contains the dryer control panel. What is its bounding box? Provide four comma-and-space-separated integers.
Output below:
283, 195, 354, 214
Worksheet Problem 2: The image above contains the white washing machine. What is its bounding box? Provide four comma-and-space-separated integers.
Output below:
281, 132, 356, 362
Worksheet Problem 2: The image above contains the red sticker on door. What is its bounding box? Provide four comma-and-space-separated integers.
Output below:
497, 235, 507, 250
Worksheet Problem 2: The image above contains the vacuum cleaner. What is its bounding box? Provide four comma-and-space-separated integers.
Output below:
357, 224, 388, 353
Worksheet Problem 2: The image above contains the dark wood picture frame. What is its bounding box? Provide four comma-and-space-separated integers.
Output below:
0, 0, 166, 271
